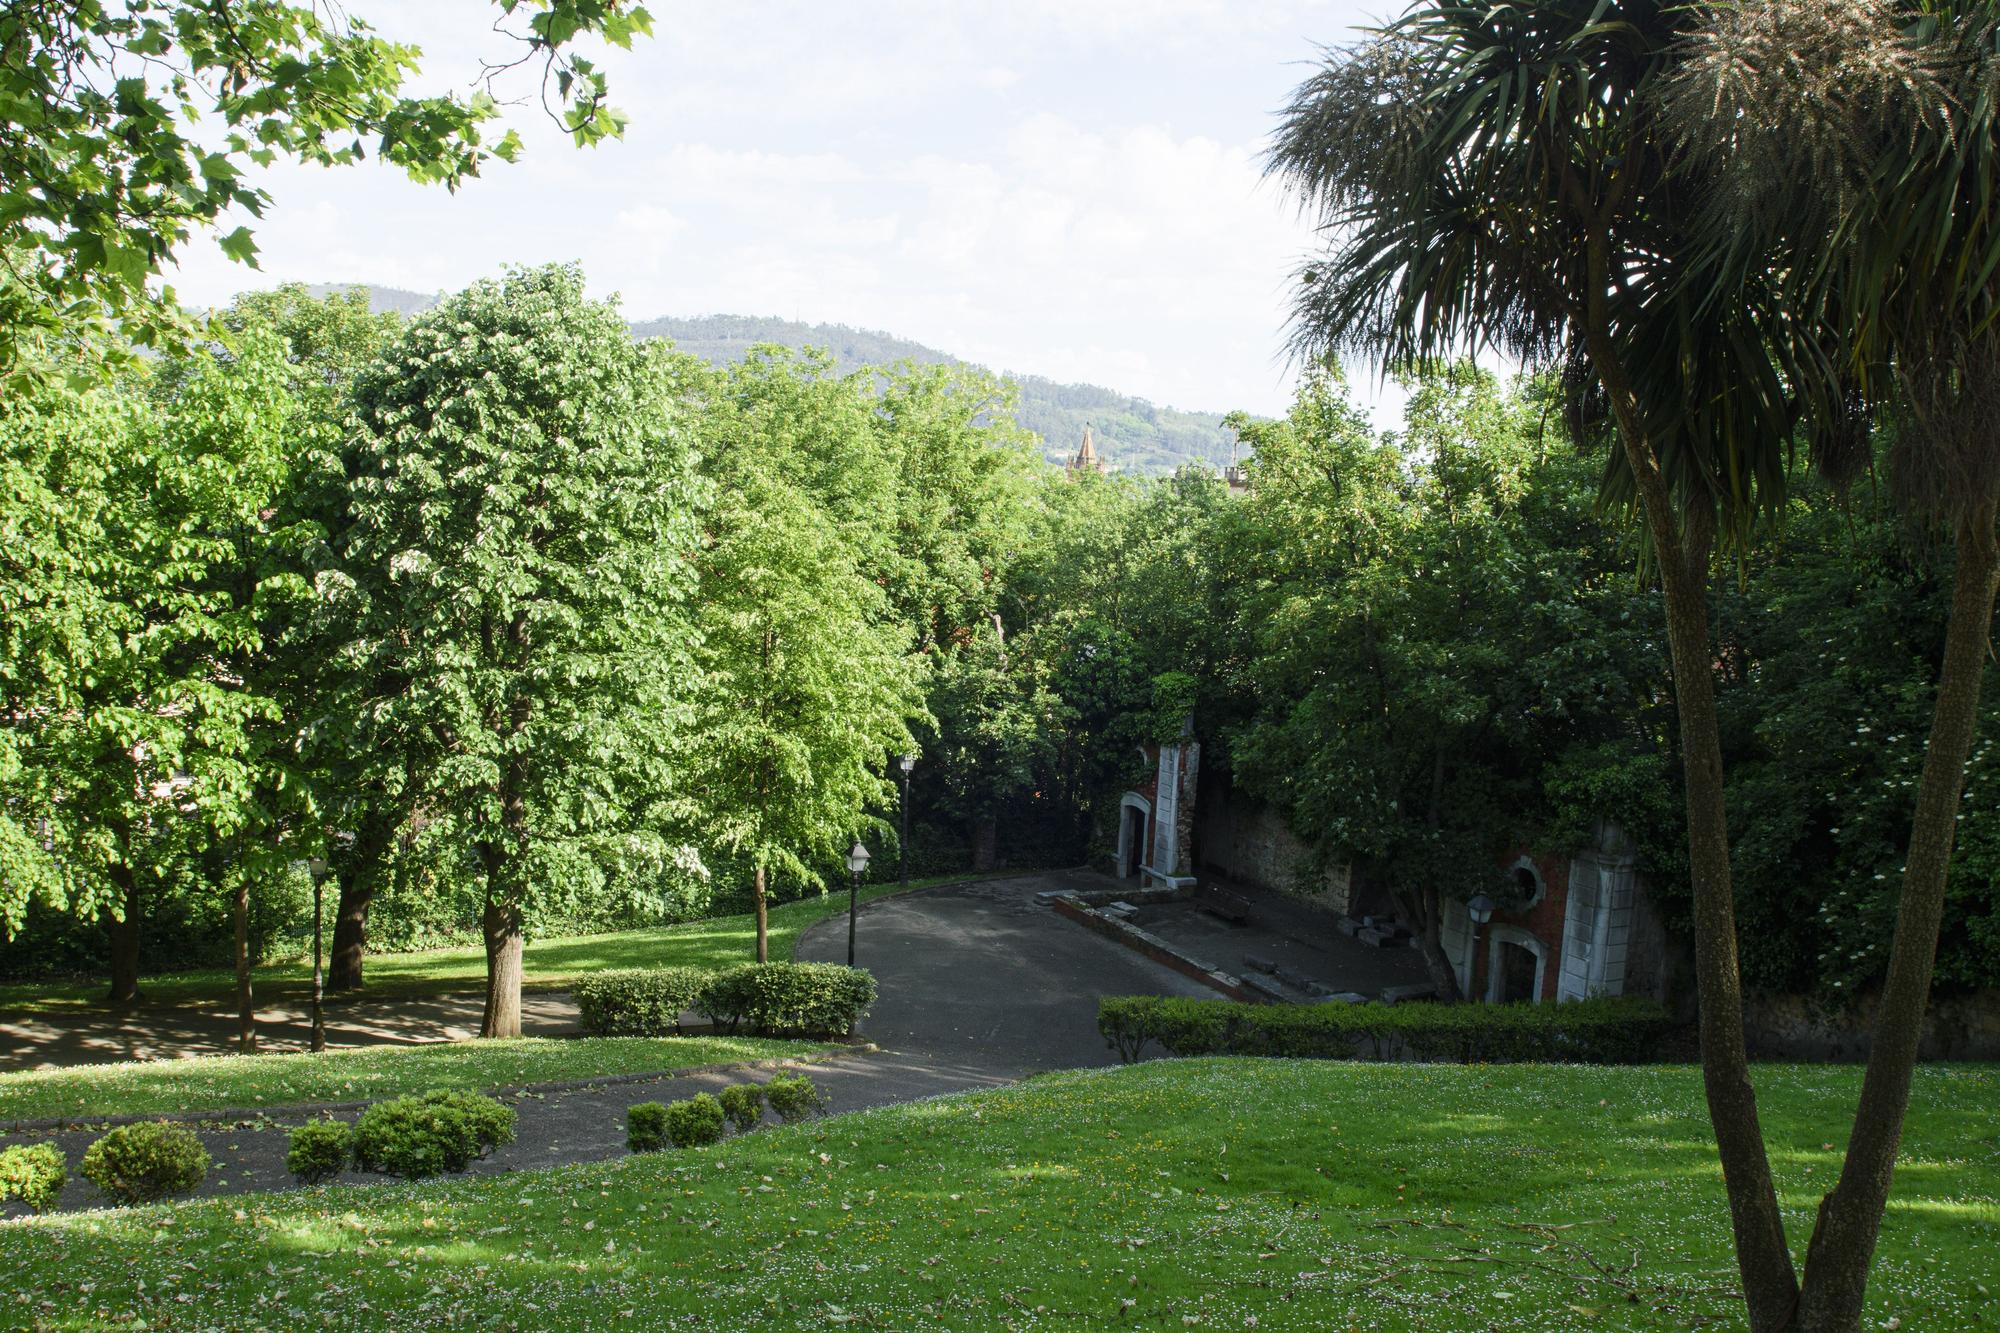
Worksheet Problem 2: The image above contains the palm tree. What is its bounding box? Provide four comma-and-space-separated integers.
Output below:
1268, 3, 1806, 1325
1664, 4, 2000, 1327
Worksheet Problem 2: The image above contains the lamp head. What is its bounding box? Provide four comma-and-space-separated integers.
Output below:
898, 753, 917, 774
847, 841, 872, 875
1466, 893, 1496, 926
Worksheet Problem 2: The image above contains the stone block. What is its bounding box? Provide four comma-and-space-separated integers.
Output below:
1243, 954, 1278, 975
1378, 982, 1438, 1006
1335, 916, 1362, 938
1242, 973, 1290, 1003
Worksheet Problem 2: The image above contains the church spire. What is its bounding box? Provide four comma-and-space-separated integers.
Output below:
1067, 425, 1107, 475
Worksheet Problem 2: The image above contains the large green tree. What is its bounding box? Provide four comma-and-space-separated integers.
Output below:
685, 350, 925, 961
0, 0, 648, 378
344, 264, 704, 1038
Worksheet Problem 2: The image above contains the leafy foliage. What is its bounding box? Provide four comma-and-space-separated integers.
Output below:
0, 1, 648, 379
80, 1121, 210, 1204
351, 1090, 516, 1179
284, 1120, 353, 1185
0, 1143, 66, 1213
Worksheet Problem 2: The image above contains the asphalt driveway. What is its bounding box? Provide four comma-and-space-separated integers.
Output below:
793, 869, 1213, 1079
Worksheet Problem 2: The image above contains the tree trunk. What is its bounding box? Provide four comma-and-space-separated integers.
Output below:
1795, 505, 2000, 1331
328, 811, 393, 992
1396, 884, 1461, 1002
104, 865, 142, 1004
970, 817, 998, 872
1580, 250, 1799, 1329
479, 889, 523, 1039
233, 874, 256, 1053
753, 863, 770, 964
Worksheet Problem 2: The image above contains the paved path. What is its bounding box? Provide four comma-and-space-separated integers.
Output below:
0, 992, 581, 1073
4, 870, 1209, 1215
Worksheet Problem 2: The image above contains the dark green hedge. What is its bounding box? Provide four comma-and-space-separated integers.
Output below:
699, 963, 877, 1037
576, 962, 875, 1038
1098, 995, 1677, 1065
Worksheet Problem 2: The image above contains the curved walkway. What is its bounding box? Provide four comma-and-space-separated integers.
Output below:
4, 870, 1207, 1215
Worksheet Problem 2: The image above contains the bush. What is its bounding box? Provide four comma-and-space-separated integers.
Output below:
662, 1093, 726, 1148
626, 1101, 671, 1153
0, 1143, 66, 1213
574, 966, 710, 1037
717, 1082, 765, 1133
351, 1090, 516, 1179
1097, 995, 1678, 1065
696, 963, 875, 1037
285, 1120, 353, 1185
763, 1073, 827, 1123
80, 1122, 210, 1204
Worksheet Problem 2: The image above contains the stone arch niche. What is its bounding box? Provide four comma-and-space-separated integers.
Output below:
1486, 924, 1546, 1003
1115, 793, 1152, 880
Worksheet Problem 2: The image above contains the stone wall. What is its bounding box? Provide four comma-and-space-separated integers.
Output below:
1193, 771, 1351, 914
1742, 988, 2000, 1061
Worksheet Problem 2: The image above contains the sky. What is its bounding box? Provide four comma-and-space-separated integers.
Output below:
167, 0, 1395, 418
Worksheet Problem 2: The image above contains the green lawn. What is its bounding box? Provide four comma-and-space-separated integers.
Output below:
0, 874, 975, 1018
0, 1036, 826, 1123
5, 1059, 1994, 1330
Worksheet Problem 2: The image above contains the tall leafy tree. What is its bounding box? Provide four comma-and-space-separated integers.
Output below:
222, 284, 404, 992
1269, 6, 1805, 1320
686, 350, 925, 961
344, 265, 704, 1038
0, 0, 650, 378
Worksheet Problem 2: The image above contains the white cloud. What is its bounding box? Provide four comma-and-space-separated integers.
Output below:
165, 0, 1388, 417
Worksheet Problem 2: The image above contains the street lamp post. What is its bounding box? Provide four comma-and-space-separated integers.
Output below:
306, 857, 330, 1051
1465, 893, 1496, 1005
897, 752, 916, 887
846, 840, 871, 967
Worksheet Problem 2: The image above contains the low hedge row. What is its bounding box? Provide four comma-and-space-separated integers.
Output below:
285, 1090, 518, 1184
576, 962, 875, 1038
1098, 994, 1677, 1065
627, 1073, 825, 1153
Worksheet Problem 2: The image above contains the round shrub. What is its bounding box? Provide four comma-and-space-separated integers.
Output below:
762, 1073, 826, 1123
717, 1082, 765, 1133
574, 966, 709, 1036
626, 1101, 670, 1153
0, 1143, 67, 1213
285, 1119, 353, 1185
80, 1122, 210, 1205
661, 1093, 725, 1148
351, 1090, 516, 1179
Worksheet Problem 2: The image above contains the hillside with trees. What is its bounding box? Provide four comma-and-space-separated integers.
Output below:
306, 287, 1243, 474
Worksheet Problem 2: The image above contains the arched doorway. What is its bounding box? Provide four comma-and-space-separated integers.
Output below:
1116, 794, 1151, 880
1486, 925, 1546, 1004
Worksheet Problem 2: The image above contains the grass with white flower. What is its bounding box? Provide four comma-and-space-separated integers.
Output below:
4, 1059, 1993, 1330
0, 1036, 827, 1123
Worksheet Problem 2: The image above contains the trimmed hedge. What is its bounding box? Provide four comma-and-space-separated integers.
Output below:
574, 962, 874, 1038
574, 966, 709, 1036
1098, 995, 1677, 1065
718, 1082, 765, 1133
661, 1094, 726, 1148
763, 1072, 827, 1123
627, 1101, 672, 1153
698, 963, 876, 1037
285, 1120, 353, 1185
352, 1090, 517, 1179
0, 1143, 66, 1213
80, 1122, 210, 1204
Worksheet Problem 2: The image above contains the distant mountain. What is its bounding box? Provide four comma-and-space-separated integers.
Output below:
303, 285, 1244, 475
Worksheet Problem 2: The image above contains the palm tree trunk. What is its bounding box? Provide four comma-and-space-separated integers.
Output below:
1795, 504, 2000, 1331
1581, 256, 1799, 1328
